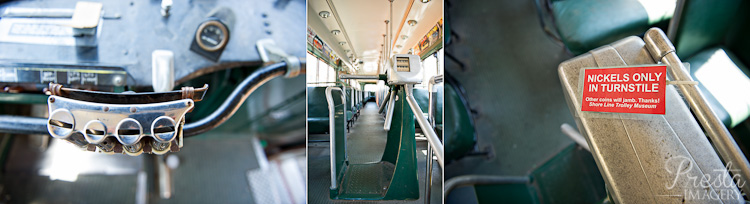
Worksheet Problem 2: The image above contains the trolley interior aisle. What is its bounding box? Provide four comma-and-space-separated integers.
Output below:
308, 101, 442, 203
306, 0, 444, 202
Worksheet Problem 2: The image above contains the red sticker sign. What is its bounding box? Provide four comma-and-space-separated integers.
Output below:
581, 65, 666, 114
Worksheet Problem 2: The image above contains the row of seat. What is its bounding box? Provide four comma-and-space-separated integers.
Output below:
307, 85, 368, 135
344, 87, 364, 131
412, 88, 444, 138
308, 84, 447, 137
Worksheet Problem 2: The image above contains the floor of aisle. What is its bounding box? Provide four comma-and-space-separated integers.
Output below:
308, 102, 443, 204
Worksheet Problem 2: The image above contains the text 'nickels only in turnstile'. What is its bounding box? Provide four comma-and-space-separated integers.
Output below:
580, 65, 667, 114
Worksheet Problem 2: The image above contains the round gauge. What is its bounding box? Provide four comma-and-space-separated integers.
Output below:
195, 20, 229, 52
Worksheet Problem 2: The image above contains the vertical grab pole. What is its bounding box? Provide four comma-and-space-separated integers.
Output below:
425, 144, 433, 204
644, 28, 750, 195
405, 84, 444, 168
384, 89, 396, 131
428, 82, 434, 125
325, 86, 343, 190
428, 75, 443, 127
425, 75, 441, 204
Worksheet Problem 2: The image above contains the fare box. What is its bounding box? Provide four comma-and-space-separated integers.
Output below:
581, 65, 667, 114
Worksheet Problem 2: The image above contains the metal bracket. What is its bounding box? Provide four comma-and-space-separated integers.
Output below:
256, 38, 300, 78
47, 95, 194, 156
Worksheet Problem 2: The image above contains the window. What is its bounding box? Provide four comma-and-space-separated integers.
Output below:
317, 58, 327, 83
419, 49, 443, 88
306, 52, 341, 86
306, 53, 317, 85
329, 60, 337, 83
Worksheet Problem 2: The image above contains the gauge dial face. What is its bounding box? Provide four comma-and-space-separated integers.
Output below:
195, 20, 228, 52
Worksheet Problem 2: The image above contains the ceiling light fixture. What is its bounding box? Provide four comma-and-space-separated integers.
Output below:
396, 45, 402, 48
421, 0, 431, 3
319, 11, 330, 18
408, 20, 417, 26
339, 42, 346, 46
401, 35, 408, 40
331, 30, 341, 35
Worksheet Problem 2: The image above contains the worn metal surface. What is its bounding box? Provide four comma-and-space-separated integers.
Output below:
644, 28, 750, 196
558, 35, 742, 203
0, 63, 128, 92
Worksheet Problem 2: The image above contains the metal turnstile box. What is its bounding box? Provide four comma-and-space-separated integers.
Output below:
558, 35, 742, 203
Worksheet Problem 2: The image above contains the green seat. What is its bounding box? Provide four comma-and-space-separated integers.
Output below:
344, 89, 355, 123
445, 82, 476, 162
355, 91, 362, 110
307, 87, 331, 134
549, 0, 675, 54
412, 89, 431, 130
435, 85, 444, 138
686, 48, 750, 127
361, 91, 367, 103
671, 0, 750, 127
413, 89, 430, 114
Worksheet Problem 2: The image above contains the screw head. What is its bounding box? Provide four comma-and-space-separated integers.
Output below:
113, 76, 125, 86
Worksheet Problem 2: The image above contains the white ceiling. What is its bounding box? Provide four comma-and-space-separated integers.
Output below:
308, 0, 443, 75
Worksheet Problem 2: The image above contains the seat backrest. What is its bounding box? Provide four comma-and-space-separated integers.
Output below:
413, 88, 431, 114
670, 0, 743, 58
307, 87, 330, 118
725, 0, 750, 66
344, 88, 352, 110
445, 83, 477, 162
435, 85, 444, 125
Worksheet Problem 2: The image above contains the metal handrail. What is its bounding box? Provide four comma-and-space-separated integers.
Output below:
339, 74, 380, 80
444, 175, 530, 195
405, 84, 444, 168
560, 123, 590, 152
378, 87, 392, 113
325, 86, 346, 190
644, 28, 750, 195
427, 75, 444, 128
